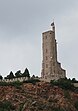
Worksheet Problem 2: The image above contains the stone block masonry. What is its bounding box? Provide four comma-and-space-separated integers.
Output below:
41, 22, 66, 82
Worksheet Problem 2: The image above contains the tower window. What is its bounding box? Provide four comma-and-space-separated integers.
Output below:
46, 49, 48, 53
46, 64, 48, 68
52, 75, 54, 77
54, 70, 55, 73
46, 56, 48, 60
45, 36, 47, 39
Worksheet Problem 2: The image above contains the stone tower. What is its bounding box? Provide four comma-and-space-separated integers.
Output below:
41, 22, 66, 82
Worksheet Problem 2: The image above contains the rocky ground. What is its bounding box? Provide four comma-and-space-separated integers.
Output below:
0, 81, 78, 111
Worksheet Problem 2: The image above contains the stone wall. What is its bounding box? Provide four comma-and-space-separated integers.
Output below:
0, 77, 28, 82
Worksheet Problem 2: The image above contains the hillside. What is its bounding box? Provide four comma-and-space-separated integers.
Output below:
0, 81, 78, 111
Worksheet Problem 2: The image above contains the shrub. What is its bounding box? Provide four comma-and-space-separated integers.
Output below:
23, 78, 40, 84
0, 75, 3, 80
0, 81, 22, 89
0, 100, 15, 111
0, 82, 9, 86
11, 81, 22, 89
22, 68, 30, 78
64, 90, 71, 99
74, 100, 78, 110
15, 70, 22, 78
50, 78, 74, 90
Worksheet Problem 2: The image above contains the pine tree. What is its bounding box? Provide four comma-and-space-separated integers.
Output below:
0, 75, 3, 80
22, 68, 30, 78
15, 70, 21, 78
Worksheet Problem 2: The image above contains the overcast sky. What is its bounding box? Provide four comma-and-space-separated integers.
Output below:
0, 0, 78, 79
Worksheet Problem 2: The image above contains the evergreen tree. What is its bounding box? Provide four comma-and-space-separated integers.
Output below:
6, 71, 14, 79
15, 70, 21, 78
0, 75, 3, 80
31, 75, 35, 79
72, 78, 76, 83
9, 71, 15, 79
22, 68, 30, 78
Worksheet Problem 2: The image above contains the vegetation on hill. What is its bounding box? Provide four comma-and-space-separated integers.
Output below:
50, 78, 74, 90
50, 78, 78, 93
0, 81, 78, 111
1, 68, 31, 80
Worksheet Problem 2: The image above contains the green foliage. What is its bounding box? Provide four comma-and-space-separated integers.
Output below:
4, 68, 30, 80
50, 78, 74, 90
72, 78, 78, 83
5, 71, 14, 79
22, 68, 30, 78
0, 100, 15, 111
35, 76, 39, 78
11, 81, 22, 89
0, 75, 3, 80
15, 70, 22, 78
31, 75, 35, 79
0, 82, 8, 86
0, 81, 22, 88
74, 100, 78, 110
23, 78, 40, 84
64, 90, 71, 99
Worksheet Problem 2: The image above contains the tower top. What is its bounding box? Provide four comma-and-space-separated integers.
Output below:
51, 22, 55, 32
51, 22, 54, 26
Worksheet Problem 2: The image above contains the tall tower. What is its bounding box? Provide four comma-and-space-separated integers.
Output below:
41, 22, 66, 81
